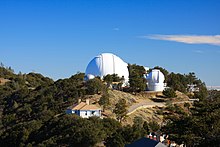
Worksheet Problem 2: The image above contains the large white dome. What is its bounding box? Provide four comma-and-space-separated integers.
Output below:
146, 69, 165, 91
85, 53, 129, 86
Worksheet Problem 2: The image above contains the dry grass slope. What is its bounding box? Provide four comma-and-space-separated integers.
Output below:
89, 89, 190, 126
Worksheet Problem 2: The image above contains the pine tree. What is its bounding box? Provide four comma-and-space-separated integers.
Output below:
113, 99, 127, 122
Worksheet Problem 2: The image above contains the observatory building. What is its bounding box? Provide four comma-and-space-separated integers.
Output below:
85, 53, 165, 91
146, 69, 165, 91
85, 53, 129, 86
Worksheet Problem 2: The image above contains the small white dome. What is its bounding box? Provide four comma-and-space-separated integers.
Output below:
85, 53, 129, 86
84, 74, 95, 81
146, 69, 165, 91
144, 66, 150, 73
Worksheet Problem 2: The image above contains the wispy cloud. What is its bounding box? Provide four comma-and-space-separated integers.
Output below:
113, 27, 119, 31
193, 50, 204, 54
142, 34, 220, 46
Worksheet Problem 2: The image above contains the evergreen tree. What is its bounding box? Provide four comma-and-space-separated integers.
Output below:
162, 90, 220, 146
163, 88, 177, 98
98, 93, 110, 111
128, 64, 146, 92
113, 99, 127, 122
85, 78, 104, 95
103, 74, 113, 87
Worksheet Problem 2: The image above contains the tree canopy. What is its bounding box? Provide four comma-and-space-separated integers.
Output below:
113, 99, 127, 122
128, 64, 146, 92
162, 90, 220, 146
0, 66, 149, 146
0, 65, 217, 146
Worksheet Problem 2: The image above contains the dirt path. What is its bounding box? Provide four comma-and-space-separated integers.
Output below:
127, 100, 165, 115
127, 100, 192, 115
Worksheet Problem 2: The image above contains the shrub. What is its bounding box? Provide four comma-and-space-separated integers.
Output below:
163, 88, 177, 98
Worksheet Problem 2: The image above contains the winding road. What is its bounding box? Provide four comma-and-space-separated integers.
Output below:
127, 100, 192, 115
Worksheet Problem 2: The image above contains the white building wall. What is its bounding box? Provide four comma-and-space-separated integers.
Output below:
147, 83, 165, 91
79, 110, 101, 118
146, 69, 165, 92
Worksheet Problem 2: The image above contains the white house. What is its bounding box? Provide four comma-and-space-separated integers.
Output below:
66, 99, 101, 118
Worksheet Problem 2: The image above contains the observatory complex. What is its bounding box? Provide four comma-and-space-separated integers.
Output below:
85, 53, 165, 92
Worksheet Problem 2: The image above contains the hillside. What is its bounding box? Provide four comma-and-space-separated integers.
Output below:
1, 66, 219, 147
96, 89, 190, 126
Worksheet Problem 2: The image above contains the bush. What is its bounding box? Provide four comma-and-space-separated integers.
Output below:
148, 121, 160, 132
85, 78, 105, 95
163, 88, 177, 98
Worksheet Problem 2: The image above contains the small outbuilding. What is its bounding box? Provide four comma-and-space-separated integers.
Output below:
66, 99, 101, 118
146, 69, 165, 92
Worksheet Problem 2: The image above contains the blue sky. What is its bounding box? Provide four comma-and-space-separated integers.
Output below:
0, 0, 220, 86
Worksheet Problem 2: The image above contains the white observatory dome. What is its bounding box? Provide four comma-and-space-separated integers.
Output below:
146, 69, 165, 91
85, 53, 129, 86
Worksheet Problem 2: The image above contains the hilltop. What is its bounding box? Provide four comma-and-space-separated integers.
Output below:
1, 65, 219, 147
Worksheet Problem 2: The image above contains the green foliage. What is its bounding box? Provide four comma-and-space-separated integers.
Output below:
98, 93, 110, 111
0, 66, 15, 79
102, 118, 122, 137
85, 78, 105, 95
143, 121, 150, 134
128, 64, 146, 92
103, 74, 124, 89
185, 72, 197, 84
105, 118, 146, 146
103, 73, 122, 83
113, 99, 127, 122
193, 82, 208, 100
26, 73, 54, 87
0, 66, 150, 146
1, 65, 215, 147
167, 72, 188, 93
132, 117, 146, 139
0, 66, 90, 146
148, 121, 160, 132
105, 132, 125, 147
166, 72, 206, 94
163, 88, 177, 98
133, 116, 144, 128
163, 90, 220, 146
111, 73, 123, 82
103, 74, 113, 85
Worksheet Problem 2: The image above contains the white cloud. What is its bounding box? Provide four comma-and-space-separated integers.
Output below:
193, 50, 204, 54
113, 27, 119, 31
142, 34, 220, 46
